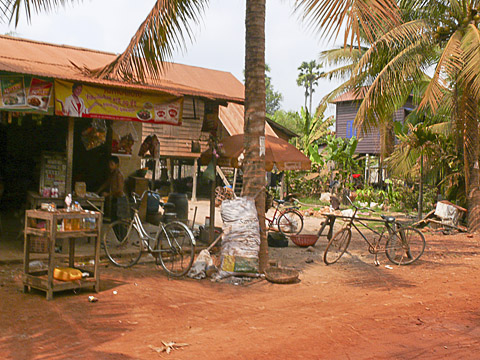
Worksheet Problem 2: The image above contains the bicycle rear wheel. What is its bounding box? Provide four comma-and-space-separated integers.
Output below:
103, 220, 142, 268
156, 221, 195, 277
277, 210, 304, 236
385, 226, 425, 265
323, 227, 351, 265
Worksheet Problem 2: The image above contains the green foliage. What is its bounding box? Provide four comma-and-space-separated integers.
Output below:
271, 110, 302, 136
270, 105, 334, 164
287, 164, 330, 198
387, 118, 466, 208
265, 64, 283, 116
299, 105, 334, 160
323, 135, 360, 189
244, 64, 283, 117
355, 181, 437, 213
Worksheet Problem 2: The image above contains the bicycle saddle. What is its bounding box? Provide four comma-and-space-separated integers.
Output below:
381, 215, 396, 223
274, 199, 286, 204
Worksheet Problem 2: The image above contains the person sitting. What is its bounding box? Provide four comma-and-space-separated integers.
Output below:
97, 156, 127, 221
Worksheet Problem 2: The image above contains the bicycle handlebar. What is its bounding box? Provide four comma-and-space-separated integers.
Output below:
345, 195, 374, 212
130, 190, 164, 207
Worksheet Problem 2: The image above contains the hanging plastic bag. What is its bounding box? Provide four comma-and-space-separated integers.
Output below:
202, 160, 216, 181
81, 119, 107, 150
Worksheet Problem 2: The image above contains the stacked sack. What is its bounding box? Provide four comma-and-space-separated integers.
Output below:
217, 197, 260, 278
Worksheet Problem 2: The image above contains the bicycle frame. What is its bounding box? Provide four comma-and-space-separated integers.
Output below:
265, 205, 282, 226
339, 205, 401, 265
123, 194, 180, 255
265, 200, 298, 226
345, 215, 395, 252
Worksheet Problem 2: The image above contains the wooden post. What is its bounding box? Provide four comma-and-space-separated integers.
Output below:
166, 158, 174, 193
209, 155, 217, 244
232, 168, 238, 193
280, 175, 285, 200
216, 166, 230, 187
192, 158, 198, 202
65, 117, 74, 195
365, 154, 369, 186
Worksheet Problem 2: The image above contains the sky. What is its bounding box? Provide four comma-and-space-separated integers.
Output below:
0, 0, 342, 114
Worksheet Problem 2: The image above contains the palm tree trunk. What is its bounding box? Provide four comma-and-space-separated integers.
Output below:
304, 87, 308, 113
309, 84, 313, 115
243, 0, 268, 272
464, 98, 480, 232
418, 148, 423, 220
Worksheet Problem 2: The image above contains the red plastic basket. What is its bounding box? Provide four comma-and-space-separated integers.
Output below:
290, 234, 318, 247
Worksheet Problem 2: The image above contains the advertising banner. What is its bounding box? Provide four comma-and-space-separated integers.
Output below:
54, 79, 183, 125
0, 74, 54, 113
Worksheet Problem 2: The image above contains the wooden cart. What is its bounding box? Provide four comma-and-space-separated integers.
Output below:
23, 209, 102, 300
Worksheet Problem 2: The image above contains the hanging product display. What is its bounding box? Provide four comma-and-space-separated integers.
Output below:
138, 134, 160, 158
81, 119, 107, 150
111, 121, 138, 155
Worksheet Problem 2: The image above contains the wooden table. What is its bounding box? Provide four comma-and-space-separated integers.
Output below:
23, 209, 102, 300
27, 191, 105, 213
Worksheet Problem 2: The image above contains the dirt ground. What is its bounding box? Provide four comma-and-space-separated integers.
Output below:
1, 227, 480, 359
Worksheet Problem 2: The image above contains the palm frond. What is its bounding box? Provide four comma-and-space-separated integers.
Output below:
0, 0, 80, 25
318, 76, 358, 105
460, 24, 480, 102
90, 0, 208, 83
319, 64, 356, 81
354, 19, 428, 74
294, 0, 401, 47
354, 35, 431, 132
319, 46, 366, 66
418, 30, 463, 112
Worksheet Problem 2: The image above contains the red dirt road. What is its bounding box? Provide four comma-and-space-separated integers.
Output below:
1, 232, 480, 359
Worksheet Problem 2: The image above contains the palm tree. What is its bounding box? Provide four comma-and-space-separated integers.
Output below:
297, 60, 322, 115
388, 122, 441, 219
344, 0, 480, 232
243, 0, 267, 271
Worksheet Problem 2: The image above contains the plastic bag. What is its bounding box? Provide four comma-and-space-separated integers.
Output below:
217, 197, 260, 278
202, 161, 216, 182
81, 119, 107, 150
187, 249, 214, 279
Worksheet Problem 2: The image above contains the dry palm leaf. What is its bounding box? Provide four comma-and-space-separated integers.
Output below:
149, 341, 189, 355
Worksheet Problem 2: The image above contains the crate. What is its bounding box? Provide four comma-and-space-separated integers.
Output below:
30, 236, 49, 253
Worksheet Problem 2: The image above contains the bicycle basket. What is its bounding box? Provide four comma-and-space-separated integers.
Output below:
264, 267, 299, 284
290, 234, 318, 247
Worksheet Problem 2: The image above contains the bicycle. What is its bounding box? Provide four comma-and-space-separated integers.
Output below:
265, 198, 304, 236
102, 190, 195, 276
323, 197, 426, 266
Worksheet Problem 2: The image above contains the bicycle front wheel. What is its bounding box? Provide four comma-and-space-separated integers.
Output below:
385, 226, 425, 265
277, 210, 304, 236
103, 220, 142, 268
324, 227, 351, 265
156, 221, 195, 277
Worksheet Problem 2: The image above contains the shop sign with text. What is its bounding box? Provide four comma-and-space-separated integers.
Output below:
54, 79, 183, 125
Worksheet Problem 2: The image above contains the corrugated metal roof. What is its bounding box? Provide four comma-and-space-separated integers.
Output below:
219, 103, 277, 137
0, 35, 244, 103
